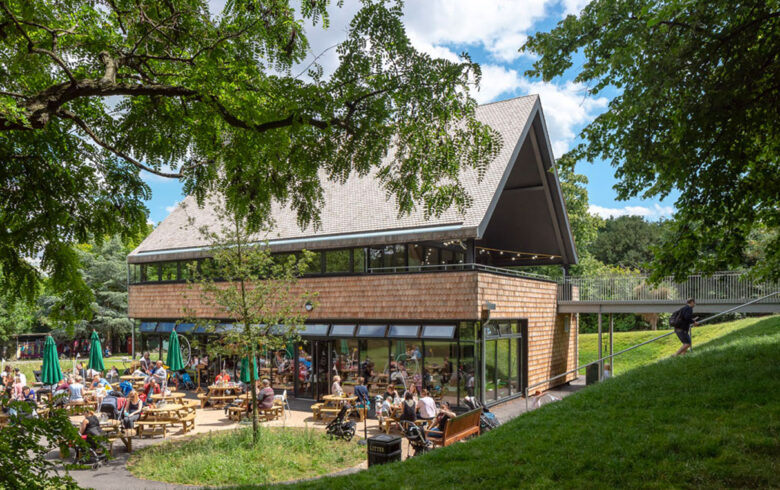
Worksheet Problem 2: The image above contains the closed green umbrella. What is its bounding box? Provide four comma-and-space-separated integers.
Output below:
41, 335, 62, 386
240, 356, 258, 383
166, 330, 185, 371
87, 331, 105, 372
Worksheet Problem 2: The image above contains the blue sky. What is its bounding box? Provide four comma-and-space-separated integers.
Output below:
143, 0, 676, 224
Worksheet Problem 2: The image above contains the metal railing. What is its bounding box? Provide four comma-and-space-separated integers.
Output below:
524, 290, 780, 411
558, 272, 780, 303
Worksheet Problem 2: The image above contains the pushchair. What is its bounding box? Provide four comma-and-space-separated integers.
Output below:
463, 396, 499, 432
77, 432, 110, 469
404, 422, 433, 457
179, 372, 196, 391
325, 405, 356, 442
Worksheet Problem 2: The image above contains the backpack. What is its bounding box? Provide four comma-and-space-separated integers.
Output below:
119, 381, 133, 396
669, 307, 684, 328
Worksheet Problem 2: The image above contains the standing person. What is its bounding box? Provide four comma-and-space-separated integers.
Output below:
673, 298, 698, 356
353, 376, 370, 412
14, 368, 27, 387
139, 352, 152, 374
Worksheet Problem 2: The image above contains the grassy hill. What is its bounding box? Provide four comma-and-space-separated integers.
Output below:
578, 316, 769, 374
276, 315, 779, 489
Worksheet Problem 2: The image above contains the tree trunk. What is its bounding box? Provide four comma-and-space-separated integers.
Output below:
250, 342, 258, 444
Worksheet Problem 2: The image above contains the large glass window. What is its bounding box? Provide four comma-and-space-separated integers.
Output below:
324, 249, 351, 273
485, 340, 497, 402
459, 340, 476, 400
161, 262, 178, 281
423, 247, 439, 266
359, 340, 389, 395
423, 341, 457, 407
509, 336, 519, 395
179, 260, 197, 281
353, 248, 366, 272
333, 339, 360, 389
390, 340, 412, 391
496, 339, 510, 399
408, 244, 423, 269
369, 247, 383, 270
141, 263, 159, 282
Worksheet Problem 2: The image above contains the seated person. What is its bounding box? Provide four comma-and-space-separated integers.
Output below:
139, 353, 152, 374
79, 408, 103, 450
399, 392, 417, 425
426, 401, 456, 440
331, 375, 344, 397
11, 376, 24, 401
383, 385, 401, 404
151, 361, 167, 385
215, 370, 231, 384
142, 378, 161, 401
417, 389, 437, 422
69, 376, 85, 402
91, 374, 111, 390
122, 391, 143, 430
257, 379, 275, 410
21, 386, 36, 403
379, 395, 393, 424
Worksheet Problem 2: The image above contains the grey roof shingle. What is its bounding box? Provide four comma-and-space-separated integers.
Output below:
131, 95, 540, 258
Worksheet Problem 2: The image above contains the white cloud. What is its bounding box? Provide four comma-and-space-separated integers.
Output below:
518, 79, 608, 156
473, 65, 522, 104
165, 201, 181, 214
589, 203, 675, 220
560, 0, 591, 16
402, 0, 550, 62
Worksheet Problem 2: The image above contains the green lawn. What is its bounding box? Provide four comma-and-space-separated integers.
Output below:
272, 315, 779, 489
127, 427, 365, 487
578, 316, 770, 375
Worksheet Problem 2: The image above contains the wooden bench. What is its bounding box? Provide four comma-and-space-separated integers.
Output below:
428, 408, 481, 447
258, 405, 282, 422
199, 394, 236, 409
107, 434, 133, 455
310, 403, 324, 419
319, 407, 342, 421
136, 420, 170, 438
179, 413, 196, 433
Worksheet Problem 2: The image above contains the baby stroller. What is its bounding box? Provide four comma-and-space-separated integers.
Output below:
325, 405, 356, 442
179, 372, 196, 391
463, 396, 499, 432
404, 422, 433, 457
77, 432, 110, 469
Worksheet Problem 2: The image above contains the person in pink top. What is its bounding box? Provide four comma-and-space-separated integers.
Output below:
12, 376, 24, 401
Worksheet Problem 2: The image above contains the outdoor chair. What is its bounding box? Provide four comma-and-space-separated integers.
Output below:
274, 390, 290, 418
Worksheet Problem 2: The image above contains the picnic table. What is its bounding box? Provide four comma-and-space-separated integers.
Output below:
120, 375, 146, 383
227, 393, 283, 422
198, 384, 242, 409
137, 403, 196, 438
312, 394, 363, 421
150, 391, 186, 403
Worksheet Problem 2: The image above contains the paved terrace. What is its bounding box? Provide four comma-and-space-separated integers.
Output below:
54, 380, 585, 489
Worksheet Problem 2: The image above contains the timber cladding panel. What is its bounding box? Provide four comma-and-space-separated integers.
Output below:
477, 274, 578, 391
129, 272, 480, 321
129, 271, 577, 392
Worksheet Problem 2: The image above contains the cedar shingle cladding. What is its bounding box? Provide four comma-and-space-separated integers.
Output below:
128, 270, 577, 390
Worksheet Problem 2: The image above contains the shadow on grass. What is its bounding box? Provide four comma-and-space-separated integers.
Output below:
692, 315, 780, 351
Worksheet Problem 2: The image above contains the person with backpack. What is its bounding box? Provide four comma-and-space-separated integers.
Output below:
672, 298, 698, 356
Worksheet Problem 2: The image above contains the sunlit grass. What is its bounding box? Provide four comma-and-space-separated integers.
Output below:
127, 427, 365, 486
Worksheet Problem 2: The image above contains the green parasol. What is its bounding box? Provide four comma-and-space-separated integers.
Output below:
240, 356, 258, 383
41, 335, 63, 386
87, 331, 105, 372
166, 330, 185, 371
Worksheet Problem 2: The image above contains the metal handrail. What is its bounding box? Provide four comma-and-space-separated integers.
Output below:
558, 272, 780, 303
523, 290, 780, 411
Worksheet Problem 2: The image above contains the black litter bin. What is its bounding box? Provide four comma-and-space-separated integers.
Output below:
586, 363, 601, 385
367, 434, 402, 466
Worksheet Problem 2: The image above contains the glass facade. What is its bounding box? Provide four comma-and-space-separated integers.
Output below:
136, 319, 526, 407
129, 241, 466, 283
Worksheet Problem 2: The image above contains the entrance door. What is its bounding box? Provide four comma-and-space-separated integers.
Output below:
295, 340, 332, 399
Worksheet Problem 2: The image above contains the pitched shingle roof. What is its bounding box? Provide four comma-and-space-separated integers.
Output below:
130, 95, 562, 260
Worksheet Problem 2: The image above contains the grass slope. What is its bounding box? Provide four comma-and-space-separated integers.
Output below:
277, 316, 779, 489
578, 317, 768, 374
